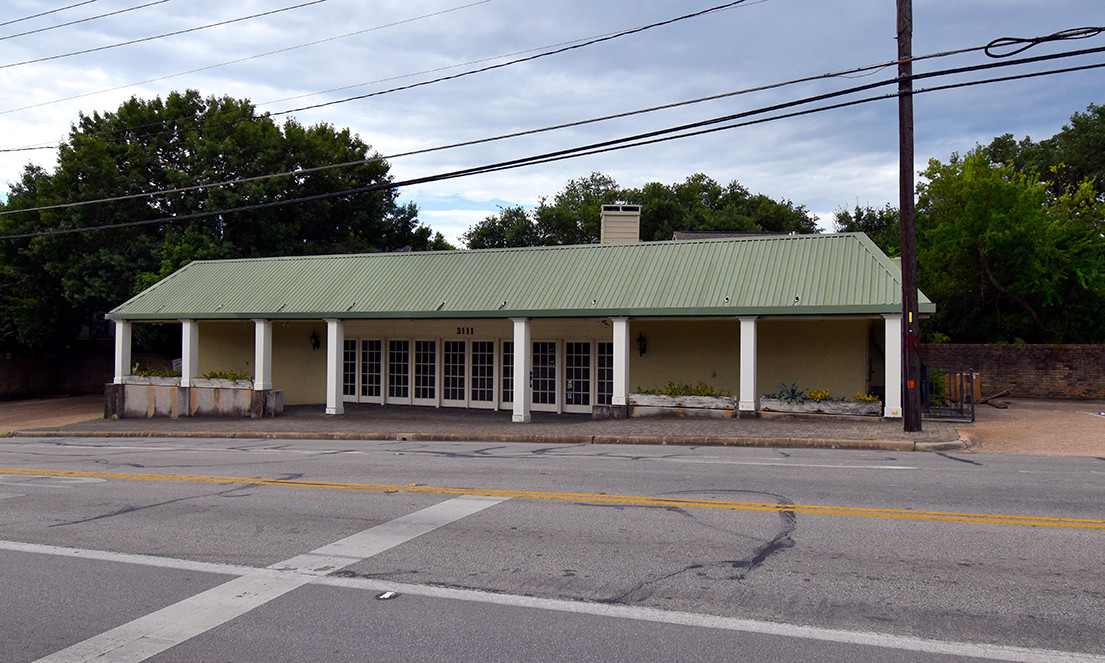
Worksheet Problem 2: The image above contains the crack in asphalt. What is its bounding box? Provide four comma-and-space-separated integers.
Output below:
47, 485, 253, 527
601, 491, 797, 604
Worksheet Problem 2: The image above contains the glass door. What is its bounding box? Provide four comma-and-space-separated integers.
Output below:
360, 339, 382, 404
442, 340, 467, 407
564, 341, 592, 413
387, 340, 410, 404
532, 341, 557, 411
470, 340, 496, 409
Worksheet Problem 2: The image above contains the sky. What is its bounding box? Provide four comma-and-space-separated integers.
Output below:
1, 0, 1103, 246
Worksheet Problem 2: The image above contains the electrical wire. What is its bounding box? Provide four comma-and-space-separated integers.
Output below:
0, 0, 100, 28
0, 0, 493, 116
0, 0, 757, 151
0, 0, 330, 70
3, 55, 1102, 240
5, 38, 1102, 217
0, 0, 170, 42
985, 26, 1104, 58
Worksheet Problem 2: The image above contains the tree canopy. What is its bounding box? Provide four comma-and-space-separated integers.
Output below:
462, 172, 819, 249
0, 90, 450, 354
916, 152, 1104, 344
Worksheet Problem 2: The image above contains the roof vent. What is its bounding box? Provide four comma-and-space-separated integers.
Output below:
600, 204, 641, 244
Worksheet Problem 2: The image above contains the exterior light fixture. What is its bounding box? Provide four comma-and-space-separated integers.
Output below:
637, 332, 647, 356
310, 330, 320, 351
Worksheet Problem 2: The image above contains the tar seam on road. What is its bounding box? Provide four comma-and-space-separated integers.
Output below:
3, 467, 1104, 530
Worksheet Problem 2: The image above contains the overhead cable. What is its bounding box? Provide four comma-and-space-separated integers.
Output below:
0, 0, 170, 41
5, 38, 1102, 217
3, 56, 1102, 240
0, 0, 100, 28
0, 0, 330, 69
0, 0, 492, 116
0, 0, 756, 149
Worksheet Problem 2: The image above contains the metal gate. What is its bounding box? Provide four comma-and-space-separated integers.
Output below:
922, 364, 976, 422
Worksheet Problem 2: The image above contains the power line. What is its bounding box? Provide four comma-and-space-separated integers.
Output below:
271, 0, 760, 118
0, 0, 101, 28
0, 0, 492, 116
0, 0, 760, 151
5, 39, 1101, 218
0, 0, 170, 41
0, 0, 330, 70
3, 56, 1101, 240
0, 0, 758, 151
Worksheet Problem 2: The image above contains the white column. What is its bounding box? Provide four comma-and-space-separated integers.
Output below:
611, 317, 630, 407
325, 319, 344, 415
738, 316, 758, 412
181, 320, 199, 387
883, 314, 903, 418
113, 320, 132, 384
253, 319, 272, 391
511, 317, 532, 423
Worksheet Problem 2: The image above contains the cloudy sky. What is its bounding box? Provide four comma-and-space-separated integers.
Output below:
1, 0, 1102, 245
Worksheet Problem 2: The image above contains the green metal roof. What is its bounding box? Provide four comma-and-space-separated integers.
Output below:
107, 233, 934, 321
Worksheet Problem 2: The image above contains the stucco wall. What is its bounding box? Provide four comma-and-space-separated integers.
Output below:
272, 322, 327, 405
757, 319, 871, 400
197, 321, 253, 377
631, 319, 740, 395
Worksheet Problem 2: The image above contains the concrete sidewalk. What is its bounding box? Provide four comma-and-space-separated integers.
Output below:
3, 396, 1101, 455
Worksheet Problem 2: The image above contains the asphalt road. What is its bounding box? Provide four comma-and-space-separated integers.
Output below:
1, 436, 1103, 662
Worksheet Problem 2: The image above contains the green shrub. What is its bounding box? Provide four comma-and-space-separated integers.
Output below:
637, 381, 730, 397
764, 381, 807, 403
202, 370, 253, 381
131, 363, 180, 378
806, 389, 832, 402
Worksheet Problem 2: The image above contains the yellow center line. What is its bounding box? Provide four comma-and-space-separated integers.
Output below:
3, 467, 1103, 530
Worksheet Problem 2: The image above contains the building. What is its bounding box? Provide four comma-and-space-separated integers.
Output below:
105, 207, 932, 420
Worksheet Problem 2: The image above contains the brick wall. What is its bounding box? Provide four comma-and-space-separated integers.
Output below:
1, 351, 168, 400
920, 344, 1105, 400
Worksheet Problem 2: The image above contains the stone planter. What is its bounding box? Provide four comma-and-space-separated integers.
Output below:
760, 397, 882, 417
628, 393, 736, 418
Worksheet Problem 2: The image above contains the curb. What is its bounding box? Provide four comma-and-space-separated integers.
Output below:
10, 429, 941, 452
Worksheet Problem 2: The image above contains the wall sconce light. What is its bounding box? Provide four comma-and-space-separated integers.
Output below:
637, 332, 647, 356
310, 330, 320, 351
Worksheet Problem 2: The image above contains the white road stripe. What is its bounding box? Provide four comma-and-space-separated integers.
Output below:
28, 495, 508, 663
6, 537, 1103, 663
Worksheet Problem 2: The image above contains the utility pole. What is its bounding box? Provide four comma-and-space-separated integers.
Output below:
897, 0, 922, 432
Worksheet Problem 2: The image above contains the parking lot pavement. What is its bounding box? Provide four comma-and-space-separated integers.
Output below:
960, 398, 1105, 456
0, 395, 102, 435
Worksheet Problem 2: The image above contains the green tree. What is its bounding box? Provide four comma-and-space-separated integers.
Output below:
916, 152, 1105, 344
833, 204, 900, 256
533, 172, 622, 245
982, 103, 1105, 198
0, 90, 443, 354
462, 205, 541, 249
462, 172, 819, 247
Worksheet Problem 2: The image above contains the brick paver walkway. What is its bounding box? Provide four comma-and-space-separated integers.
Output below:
14, 402, 963, 449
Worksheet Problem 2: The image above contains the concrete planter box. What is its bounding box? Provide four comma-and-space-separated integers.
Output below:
760, 397, 882, 417
629, 393, 737, 419
121, 375, 180, 387
106, 379, 281, 419
188, 377, 254, 389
